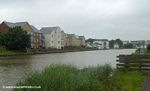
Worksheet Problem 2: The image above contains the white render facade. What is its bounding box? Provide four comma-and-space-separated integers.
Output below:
40, 27, 62, 49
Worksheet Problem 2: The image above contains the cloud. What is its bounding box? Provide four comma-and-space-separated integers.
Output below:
0, 0, 150, 40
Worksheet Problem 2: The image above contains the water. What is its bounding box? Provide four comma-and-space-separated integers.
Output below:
0, 49, 135, 90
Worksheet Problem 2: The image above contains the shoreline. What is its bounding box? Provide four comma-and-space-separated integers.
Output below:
0, 49, 97, 57
0, 48, 135, 57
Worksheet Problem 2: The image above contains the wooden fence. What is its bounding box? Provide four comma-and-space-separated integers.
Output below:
116, 55, 150, 70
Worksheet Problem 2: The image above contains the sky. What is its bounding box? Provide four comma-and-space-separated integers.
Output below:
0, 0, 150, 40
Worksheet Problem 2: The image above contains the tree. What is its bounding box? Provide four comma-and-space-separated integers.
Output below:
0, 32, 6, 47
147, 44, 150, 51
123, 43, 134, 49
2, 27, 31, 50
86, 38, 94, 43
115, 39, 123, 48
109, 40, 115, 48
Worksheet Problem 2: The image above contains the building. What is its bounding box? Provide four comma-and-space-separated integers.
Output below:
92, 39, 109, 49
0, 21, 32, 32
113, 43, 119, 49
146, 40, 150, 46
85, 39, 109, 49
123, 41, 130, 45
30, 25, 42, 48
131, 40, 146, 48
61, 31, 67, 48
79, 36, 86, 47
65, 34, 85, 47
40, 26, 62, 49
0, 21, 42, 49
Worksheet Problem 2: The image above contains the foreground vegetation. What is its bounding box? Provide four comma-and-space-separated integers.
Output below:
13, 64, 146, 91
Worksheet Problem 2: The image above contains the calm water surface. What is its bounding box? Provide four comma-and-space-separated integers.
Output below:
0, 49, 135, 90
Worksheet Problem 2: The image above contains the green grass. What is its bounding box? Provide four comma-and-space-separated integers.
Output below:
0, 49, 16, 55
13, 64, 146, 91
0, 47, 25, 55
112, 70, 146, 91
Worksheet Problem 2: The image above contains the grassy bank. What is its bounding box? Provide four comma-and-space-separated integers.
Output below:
0, 47, 26, 55
0, 48, 17, 55
13, 64, 146, 91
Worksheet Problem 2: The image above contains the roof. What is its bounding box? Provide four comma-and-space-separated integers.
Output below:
3, 21, 28, 28
31, 25, 41, 33
66, 34, 75, 38
79, 36, 85, 38
40, 26, 60, 34
93, 39, 109, 41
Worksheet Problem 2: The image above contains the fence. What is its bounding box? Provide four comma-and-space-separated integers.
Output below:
117, 55, 150, 70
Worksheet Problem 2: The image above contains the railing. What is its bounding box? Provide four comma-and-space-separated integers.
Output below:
116, 55, 150, 70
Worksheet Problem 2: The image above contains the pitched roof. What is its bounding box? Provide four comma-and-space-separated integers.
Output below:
93, 39, 109, 41
31, 25, 41, 33
3, 21, 28, 28
40, 26, 60, 34
66, 34, 75, 38
79, 36, 85, 38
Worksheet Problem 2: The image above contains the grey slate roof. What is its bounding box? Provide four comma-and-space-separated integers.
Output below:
4, 21, 28, 28
31, 25, 41, 33
40, 26, 60, 34
93, 39, 109, 41
66, 34, 75, 38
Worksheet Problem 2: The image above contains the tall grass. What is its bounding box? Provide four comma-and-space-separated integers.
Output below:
13, 64, 145, 91
13, 64, 114, 91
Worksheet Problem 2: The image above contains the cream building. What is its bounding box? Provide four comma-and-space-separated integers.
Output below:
65, 34, 86, 47
40, 27, 62, 49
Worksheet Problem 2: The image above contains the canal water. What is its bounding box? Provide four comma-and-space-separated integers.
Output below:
0, 49, 135, 90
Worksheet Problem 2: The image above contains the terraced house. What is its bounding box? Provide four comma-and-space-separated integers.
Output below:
0, 21, 42, 49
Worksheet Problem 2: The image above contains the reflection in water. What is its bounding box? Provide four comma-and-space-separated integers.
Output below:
0, 49, 135, 90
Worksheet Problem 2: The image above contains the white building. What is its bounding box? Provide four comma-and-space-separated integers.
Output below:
113, 43, 119, 49
123, 41, 130, 45
40, 27, 62, 49
93, 39, 109, 49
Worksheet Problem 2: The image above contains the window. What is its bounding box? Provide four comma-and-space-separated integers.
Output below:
58, 41, 60, 44
51, 41, 53, 43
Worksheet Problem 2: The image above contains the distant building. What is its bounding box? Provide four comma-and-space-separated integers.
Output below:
0, 21, 42, 49
40, 26, 62, 49
123, 41, 130, 45
131, 40, 146, 48
61, 31, 67, 48
79, 36, 86, 47
86, 39, 109, 49
113, 43, 119, 49
146, 40, 150, 46
65, 34, 85, 47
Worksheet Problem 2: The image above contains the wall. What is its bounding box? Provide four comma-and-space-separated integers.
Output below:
0, 23, 9, 32
44, 29, 62, 49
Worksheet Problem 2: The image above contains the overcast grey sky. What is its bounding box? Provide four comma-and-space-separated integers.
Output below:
0, 0, 150, 40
